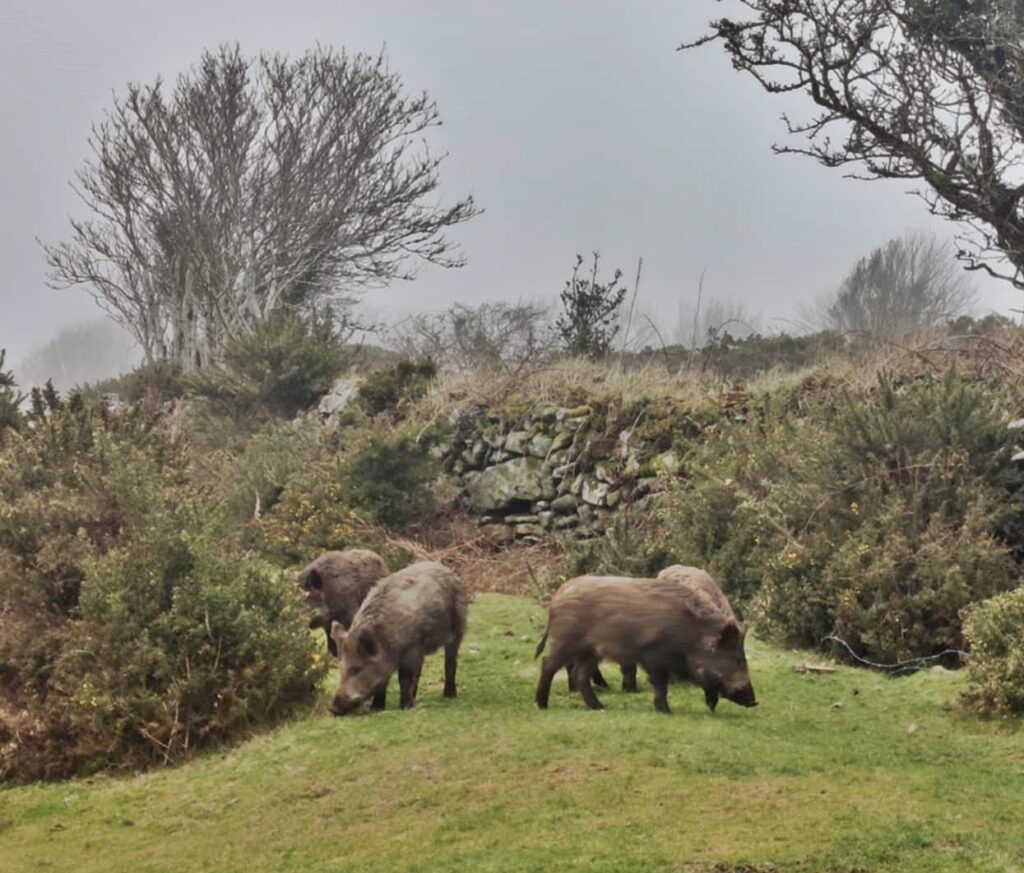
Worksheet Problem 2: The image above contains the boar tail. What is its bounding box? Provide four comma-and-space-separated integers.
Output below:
534, 629, 549, 659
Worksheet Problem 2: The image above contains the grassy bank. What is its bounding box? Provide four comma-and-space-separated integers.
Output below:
1, 594, 1021, 873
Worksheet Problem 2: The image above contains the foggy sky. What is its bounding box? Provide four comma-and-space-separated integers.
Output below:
1, 0, 1019, 368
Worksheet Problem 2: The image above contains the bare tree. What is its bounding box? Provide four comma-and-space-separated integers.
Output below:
822, 231, 976, 334
684, 1, 1024, 289
673, 297, 762, 349
390, 301, 556, 376
44, 45, 478, 369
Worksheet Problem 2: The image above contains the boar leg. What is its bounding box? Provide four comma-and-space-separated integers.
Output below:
566, 663, 577, 692
621, 664, 638, 693
572, 657, 605, 711
443, 640, 459, 698
592, 666, 610, 689
398, 655, 424, 709
648, 667, 671, 714
703, 686, 720, 712
536, 654, 568, 709
325, 628, 338, 657
371, 681, 388, 711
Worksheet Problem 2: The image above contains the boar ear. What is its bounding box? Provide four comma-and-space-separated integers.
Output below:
356, 627, 378, 657
717, 621, 741, 649
306, 568, 323, 591
329, 621, 348, 648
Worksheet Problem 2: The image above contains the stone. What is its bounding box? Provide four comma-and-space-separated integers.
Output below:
541, 477, 558, 501
514, 523, 545, 539
652, 451, 681, 476
505, 514, 540, 524
504, 431, 530, 454
622, 454, 641, 479
528, 433, 554, 458
577, 504, 595, 523
481, 428, 506, 448
534, 500, 551, 511
551, 494, 579, 513
480, 524, 515, 546
538, 511, 555, 529
553, 514, 580, 529
605, 488, 621, 509
581, 477, 611, 506
318, 375, 363, 418
550, 430, 573, 452
565, 404, 593, 419
452, 459, 466, 475
535, 404, 559, 422
594, 462, 616, 484
571, 473, 585, 496
461, 440, 487, 468
465, 457, 546, 512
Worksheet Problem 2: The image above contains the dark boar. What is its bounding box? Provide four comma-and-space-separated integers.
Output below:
535, 575, 756, 714
297, 549, 390, 656
656, 564, 738, 623
329, 561, 467, 715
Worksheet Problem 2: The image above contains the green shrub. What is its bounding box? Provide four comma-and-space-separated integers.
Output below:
0, 393, 323, 780
188, 310, 349, 420
962, 586, 1024, 716
0, 348, 23, 435
260, 429, 438, 563
655, 373, 1024, 662
357, 359, 437, 416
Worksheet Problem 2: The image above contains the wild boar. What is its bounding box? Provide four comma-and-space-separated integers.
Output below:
535, 575, 756, 714
329, 561, 468, 715
297, 549, 390, 656
557, 566, 742, 694
656, 564, 738, 623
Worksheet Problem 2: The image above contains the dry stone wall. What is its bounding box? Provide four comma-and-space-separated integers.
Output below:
434, 401, 697, 543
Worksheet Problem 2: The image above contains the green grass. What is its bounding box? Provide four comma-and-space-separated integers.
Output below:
2, 594, 1023, 872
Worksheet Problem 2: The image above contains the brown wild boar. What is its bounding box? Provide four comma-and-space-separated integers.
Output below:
329, 561, 467, 715
297, 550, 390, 656
558, 566, 742, 694
535, 575, 756, 714
656, 564, 738, 623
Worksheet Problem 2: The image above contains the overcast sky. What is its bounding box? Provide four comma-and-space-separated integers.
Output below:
1, 0, 1019, 368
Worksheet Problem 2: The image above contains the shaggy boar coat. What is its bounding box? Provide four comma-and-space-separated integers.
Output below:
555, 566, 742, 693
297, 550, 390, 656
329, 562, 467, 715
535, 575, 756, 714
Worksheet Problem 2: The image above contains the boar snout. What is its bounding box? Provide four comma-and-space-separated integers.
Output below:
329, 692, 364, 716
727, 682, 758, 708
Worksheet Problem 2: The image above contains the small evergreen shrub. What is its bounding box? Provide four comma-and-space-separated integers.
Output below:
962, 586, 1024, 716
0, 348, 23, 435
188, 310, 349, 419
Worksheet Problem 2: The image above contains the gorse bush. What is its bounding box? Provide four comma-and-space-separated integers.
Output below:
652, 373, 1023, 662
0, 393, 323, 780
357, 359, 437, 416
259, 429, 439, 563
188, 310, 350, 420
962, 587, 1024, 716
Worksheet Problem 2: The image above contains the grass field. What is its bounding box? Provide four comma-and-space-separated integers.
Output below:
1, 593, 1022, 872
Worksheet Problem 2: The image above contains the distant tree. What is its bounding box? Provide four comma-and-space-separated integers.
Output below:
392, 301, 556, 375
44, 45, 478, 370
674, 297, 762, 349
684, 0, 1024, 289
0, 349, 24, 434
556, 253, 627, 359
16, 319, 139, 391
824, 232, 976, 335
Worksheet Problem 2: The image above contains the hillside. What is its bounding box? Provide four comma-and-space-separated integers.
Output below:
1, 594, 1021, 873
